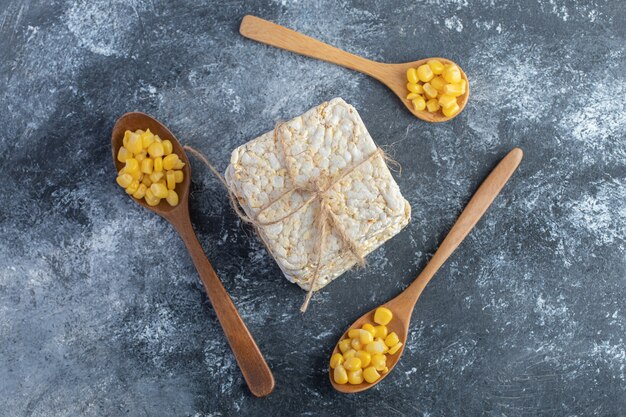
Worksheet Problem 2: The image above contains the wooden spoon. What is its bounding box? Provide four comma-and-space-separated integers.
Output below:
239, 15, 469, 122
330, 148, 523, 393
111, 112, 275, 397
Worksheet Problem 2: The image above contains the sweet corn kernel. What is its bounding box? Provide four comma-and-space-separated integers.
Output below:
125, 158, 139, 173
153, 157, 163, 172
458, 79, 467, 94
359, 329, 374, 345
148, 142, 164, 158
406, 83, 423, 94
153, 134, 162, 143
163, 154, 179, 171
126, 133, 143, 154
362, 323, 376, 336
376, 337, 390, 353
406, 67, 418, 84
166, 190, 179, 206
416, 64, 434, 82
141, 158, 154, 174
166, 170, 176, 190
374, 307, 393, 325
141, 175, 152, 187
365, 340, 386, 354
443, 64, 462, 83
123, 130, 132, 147
385, 332, 400, 347
150, 182, 169, 199
382, 367, 389, 374
347, 369, 364, 385
388, 342, 403, 355
149, 171, 164, 183
344, 357, 362, 371
443, 83, 463, 97
423, 82, 438, 99
132, 184, 147, 199
438, 94, 457, 109
356, 351, 371, 368
173, 159, 185, 169
174, 170, 184, 183
343, 349, 357, 360
330, 353, 344, 369
428, 59, 445, 75
116, 173, 133, 189
371, 353, 386, 371
141, 130, 154, 149
430, 76, 447, 91
333, 365, 348, 384
162, 140, 173, 155
117, 146, 131, 163
363, 367, 380, 383
145, 188, 160, 206
412, 96, 426, 111
135, 150, 147, 162
348, 329, 361, 339
426, 98, 441, 113
373, 325, 388, 339
125, 180, 140, 195
406, 92, 421, 100
442, 102, 460, 118
351, 338, 363, 351
338, 339, 352, 353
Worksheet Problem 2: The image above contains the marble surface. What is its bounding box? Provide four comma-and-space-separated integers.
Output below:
1, 0, 625, 416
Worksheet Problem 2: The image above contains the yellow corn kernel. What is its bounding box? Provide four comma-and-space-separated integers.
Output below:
428, 59, 445, 75
370, 353, 386, 371
356, 350, 371, 368
338, 339, 351, 353
166, 170, 176, 190
174, 170, 184, 183
125, 158, 139, 173
132, 184, 147, 199
145, 189, 160, 206
362, 323, 376, 336
141, 129, 155, 149
330, 353, 344, 369
153, 134, 162, 143
333, 365, 348, 385
374, 307, 393, 325
359, 329, 374, 345
153, 156, 163, 172
123, 130, 132, 147
376, 337, 390, 353
373, 325, 388, 339
149, 171, 164, 183
148, 142, 164, 158
117, 146, 131, 163
344, 357, 362, 372
406, 67, 418, 84
406, 92, 421, 100
150, 182, 169, 199
458, 79, 467, 94
162, 140, 173, 155
443, 83, 463, 97
141, 175, 152, 187
141, 158, 154, 174
126, 132, 143, 155
351, 338, 363, 351
382, 367, 389, 374
135, 150, 147, 162
430, 75, 447, 91
406, 82, 423, 94
163, 154, 179, 171
385, 332, 400, 347
125, 180, 140, 195
426, 98, 441, 113
443, 64, 462, 83
423, 82, 438, 99
173, 159, 185, 169
412, 96, 426, 111
166, 190, 179, 206
442, 102, 460, 118
347, 369, 363, 385
343, 349, 357, 360
363, 367, 380, 384
438, 94, 457, 109
417, 64, 434, 82
365, 340, 386, 354
388, 342, 403, 355
116, 173, 133, 189
348, 329, 361, 339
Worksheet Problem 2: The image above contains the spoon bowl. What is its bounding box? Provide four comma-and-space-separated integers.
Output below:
111, 112, 275, 397
330, 148, 523, 393
240, 15, 469, 122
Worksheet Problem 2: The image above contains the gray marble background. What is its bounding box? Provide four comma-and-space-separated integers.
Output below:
1, 0, 625, 416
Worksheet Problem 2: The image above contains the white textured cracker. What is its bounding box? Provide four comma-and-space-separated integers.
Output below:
225, 98, 411, 291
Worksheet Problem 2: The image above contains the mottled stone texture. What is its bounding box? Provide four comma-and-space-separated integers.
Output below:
0, 0, 624, 416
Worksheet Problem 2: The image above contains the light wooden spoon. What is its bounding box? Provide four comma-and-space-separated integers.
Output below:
111, 112, 275, 397
239, 15, 469, 122
330, 148, 523, 393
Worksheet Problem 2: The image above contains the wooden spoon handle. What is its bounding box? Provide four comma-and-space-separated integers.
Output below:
399, 148, 524, 308
239, 15, 386, 80
172, 215, 275, 397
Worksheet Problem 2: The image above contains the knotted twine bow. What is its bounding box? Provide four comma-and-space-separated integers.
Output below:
184, 124, 398, 312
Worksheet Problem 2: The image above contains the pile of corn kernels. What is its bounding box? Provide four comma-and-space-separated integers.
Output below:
330, 307, 403, 385
406, 59, 466, 118
116, 128, 185, 207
